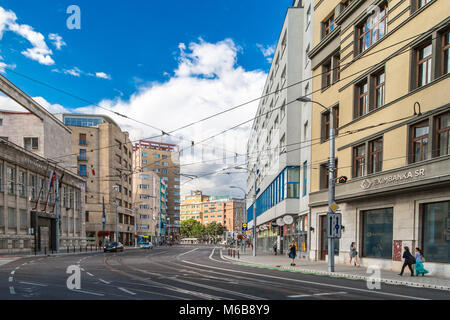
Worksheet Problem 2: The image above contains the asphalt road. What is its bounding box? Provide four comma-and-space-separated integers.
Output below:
0, 245, 449, 300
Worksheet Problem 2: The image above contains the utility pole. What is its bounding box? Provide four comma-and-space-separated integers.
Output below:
115, 199, 119, 243
102, 197, 106, 245
55, 176, 60, 252
328, 109, 336, 272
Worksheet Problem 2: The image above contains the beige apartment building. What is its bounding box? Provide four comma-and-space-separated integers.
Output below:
133, 140, 180, 240
55, 114, 135, 246
132, 169, 161, 243
181, 191, 246, 232
307, 0, 449, 276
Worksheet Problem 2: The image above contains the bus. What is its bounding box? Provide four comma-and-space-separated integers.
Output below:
137, 235, 150, 247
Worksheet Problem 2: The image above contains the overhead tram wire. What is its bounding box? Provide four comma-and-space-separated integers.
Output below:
4, 25, 439, 163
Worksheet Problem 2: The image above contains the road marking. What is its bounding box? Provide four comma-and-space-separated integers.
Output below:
10, 270, 15, 275
9, 286, 15, 294
15, 267, 20, 270
177, 248, 198, 258
182, 251, 430, 301
99, 278, 110, 284
288, 294, 311, 298
8, 277, 13, 282
71, 289, 105, 296
314, 291, 347, 296
118, 287, 136, 295
19, 281, 48, 287
86, 272, 94, 277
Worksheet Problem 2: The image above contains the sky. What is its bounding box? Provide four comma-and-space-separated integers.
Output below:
0, 0, 294, 198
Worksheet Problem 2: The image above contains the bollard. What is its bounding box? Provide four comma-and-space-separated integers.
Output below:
67, 246, 69, 253
44, 246, 47, 255
238, 250, 240, 259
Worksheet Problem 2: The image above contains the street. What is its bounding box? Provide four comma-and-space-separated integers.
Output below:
0, 246, 448, 300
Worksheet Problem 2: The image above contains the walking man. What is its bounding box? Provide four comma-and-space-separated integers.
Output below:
398, 246, 415, 276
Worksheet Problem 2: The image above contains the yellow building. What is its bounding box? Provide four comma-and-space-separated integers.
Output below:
307, 0, 449, 276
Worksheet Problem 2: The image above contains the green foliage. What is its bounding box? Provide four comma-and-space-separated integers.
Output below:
180, 219, 205, 238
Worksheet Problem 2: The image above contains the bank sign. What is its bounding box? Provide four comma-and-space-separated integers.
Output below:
361, 168, 425, 190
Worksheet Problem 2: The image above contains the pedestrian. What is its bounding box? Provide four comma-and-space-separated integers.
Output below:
273, 242, 277, 255
398, 246, 415, 276
288, 241, 297, 266
349, 242, 360, 267
414, 248, 429, 276
250, 242, 253, 251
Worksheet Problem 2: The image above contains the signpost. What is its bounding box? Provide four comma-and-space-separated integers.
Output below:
242, 223, 248, 231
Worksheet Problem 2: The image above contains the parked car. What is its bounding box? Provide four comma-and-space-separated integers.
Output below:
141, 243, 153, 250
104, 242, 124, 252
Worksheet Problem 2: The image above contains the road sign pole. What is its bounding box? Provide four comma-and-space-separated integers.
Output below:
328, 109, 336, 272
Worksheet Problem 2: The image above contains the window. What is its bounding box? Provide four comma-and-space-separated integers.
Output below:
353, 144, 365, 177
356, 80, 368, 117
333, 54, 341, 82
140, 184, 149, 189
154, 154, 160, 158
162, 169, 168, 174
342, 0, 352, 8
7, 167, 16, 195
18, 171, 26, 197
368, 138, 383, 174
410, 121, 429, 162
323, 13, 335, 37
435, 112, 450, 157
0, 163, 3, 192
287, 167, 300, 198
162, 162, 168, 166
417, 0, 432, 9
280, 100, 286, 120
141, 152, 147, 157
79, 149, 86, 161
442, 30, 450, 75
323, 60, 332, 89
362, 208, 393, 259
162, 154, 168, 159
154, 168, 160, 173
421, 201, 450, 263
142, 160, 147, 165
321, 106, 339, 142
357, 4, 387, 54
302, 161, 307, 196
0, 119, 2, 126
416, 43, 432, 87
79, 165, 87, 177
29, 175, 36, 199
140, 174, 149, 179
373, 71, 385, 109
79, 133, 87, 146
24, 137, 38, 150
8, 207, 16, 228
306, 5, 311, 27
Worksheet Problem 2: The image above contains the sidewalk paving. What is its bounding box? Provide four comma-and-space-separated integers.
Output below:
222, 248, 450, 291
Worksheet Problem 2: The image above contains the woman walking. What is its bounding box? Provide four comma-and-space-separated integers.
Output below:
349, 242, 360, 267
414, 248, 429, 276
398, 246, 415, 276
288, 241, 297, 266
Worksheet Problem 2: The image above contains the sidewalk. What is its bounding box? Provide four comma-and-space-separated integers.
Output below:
222, 249, 450, 291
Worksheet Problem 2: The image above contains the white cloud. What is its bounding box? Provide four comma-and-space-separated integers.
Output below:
64, 67, 82, 77
256, 43, 276, 63
48, 33, 66, 50
0, 6, 55, 65
0, 93, 68, 114
95, 72, 111, 80
0, 55, 16, 74
74, 38, 267, 196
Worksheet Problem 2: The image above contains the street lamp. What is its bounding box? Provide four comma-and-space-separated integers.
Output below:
234, 166, 259, 257
297, 96, 336, 272
112, 185, 120, 243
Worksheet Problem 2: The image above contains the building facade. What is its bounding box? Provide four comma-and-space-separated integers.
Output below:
133, 140, 181, 241
132, 169, 161, 243
55, 113, 135, 246
308, 0, 449, 277
246, 2, 313, 256
0, 139, 85, 253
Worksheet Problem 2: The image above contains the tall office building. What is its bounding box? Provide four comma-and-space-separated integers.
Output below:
55, 113, 135, 246
133, 140, 181, 241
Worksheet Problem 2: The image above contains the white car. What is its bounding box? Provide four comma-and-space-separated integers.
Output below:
141, 243, 153, 249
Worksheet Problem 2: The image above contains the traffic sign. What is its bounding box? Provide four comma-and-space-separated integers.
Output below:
242, 223, 248, 231
330, 201, 339, 213
327, 213, 342, 239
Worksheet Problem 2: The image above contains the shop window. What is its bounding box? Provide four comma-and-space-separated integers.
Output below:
368, 137, 383, 174
410, 120, 429, 163
361, 208, 393, 259
352, 144, 366, 177
421, 201, 450, 263
357, 3, 387, 54
435, 112, 450, 157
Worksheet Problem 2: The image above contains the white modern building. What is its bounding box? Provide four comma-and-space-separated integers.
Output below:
246, 1, 314, 257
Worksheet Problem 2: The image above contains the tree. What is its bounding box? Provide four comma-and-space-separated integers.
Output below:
181, 219, 204, 238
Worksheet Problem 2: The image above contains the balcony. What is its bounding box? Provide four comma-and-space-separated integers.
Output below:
77, 156, 88, 162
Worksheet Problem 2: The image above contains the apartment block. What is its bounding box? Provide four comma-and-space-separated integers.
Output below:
308, 0, 449, 277
55, 113, 135, 246
133, 140, 180, 241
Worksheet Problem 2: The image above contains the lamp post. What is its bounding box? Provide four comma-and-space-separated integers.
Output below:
297, 96, 336, 272
234, 166, 258, 257
112, 185, 119, 243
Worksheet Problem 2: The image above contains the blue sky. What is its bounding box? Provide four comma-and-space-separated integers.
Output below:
0, 0, 293, 109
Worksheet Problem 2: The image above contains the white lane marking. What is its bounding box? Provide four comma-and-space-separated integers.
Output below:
86, 272, 94, 277
81, 268, 85, 271
177, 248, 198, 258
71, 289, 105, 296
314, 291, 347, 296
118, 287, 136, 295
10, 270, 15, 275
187, 251, 430, 301
8, 277, 13, 282
99, 279, 110, 284
9, 286, 15, 295
15, 267, 20, 270
19, 281, 48, 287
288, 294, 311, 298
209, 248, 215, 259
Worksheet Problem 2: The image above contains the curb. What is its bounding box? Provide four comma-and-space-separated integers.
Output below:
221, 253, 450, 292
